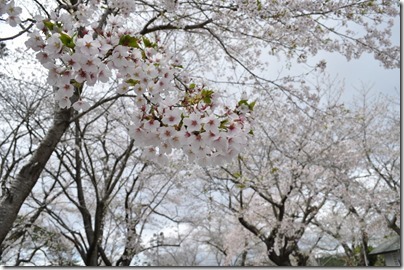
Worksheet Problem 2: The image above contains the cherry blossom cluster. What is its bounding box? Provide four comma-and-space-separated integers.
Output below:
24, 19, 108, 110
0, 0, 21, 27
20, 12, 255, 165
129, 83, 254, 166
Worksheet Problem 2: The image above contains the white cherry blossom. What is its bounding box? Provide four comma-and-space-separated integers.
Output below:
72, 99, 91, 111
162, 108, 182, 126
55, 84, 74, 99
44, 33, 63, 56
57, 96, 72, 109
4, 0, 21, 27
183, 113, 202, 132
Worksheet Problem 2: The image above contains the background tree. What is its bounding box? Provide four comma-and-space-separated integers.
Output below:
198, 80, 399, 266
141, 171, 272, 266
1, 94, 186, 266
356, 90, 400, 235
312, 88, 400, 266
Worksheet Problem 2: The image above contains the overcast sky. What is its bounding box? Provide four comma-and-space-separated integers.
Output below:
315, 47, 400, 103
319, 17, 400, 104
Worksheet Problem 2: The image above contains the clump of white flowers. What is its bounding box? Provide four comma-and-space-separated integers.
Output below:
0, 0, 22, 26
1, 0, 255, 166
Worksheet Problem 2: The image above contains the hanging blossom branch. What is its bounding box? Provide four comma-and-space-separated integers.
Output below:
0, 0, 255, 167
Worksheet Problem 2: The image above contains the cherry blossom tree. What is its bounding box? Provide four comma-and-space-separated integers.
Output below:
311, 88, 400, 266
0, 0, 400, 258
355, 90, 400, 236
140, 169, 272, 266
198, 77, 398, 266
0, 99, 188, 266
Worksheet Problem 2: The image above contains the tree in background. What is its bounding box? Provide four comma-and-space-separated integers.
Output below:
0, 77, 186, 265
312, 89, 400, 266
200, 80, 350, 265
356, 90, 400, 236
196, 80, 400, 266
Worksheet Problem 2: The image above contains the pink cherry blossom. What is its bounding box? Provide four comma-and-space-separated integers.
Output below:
55, 84, 74, 99
4, 1, 258, 165
159, 126, 177, 141
116, 83, 130, 95
159, 141, 173, 155
25, 30, 45, 51
4, 0, 21, 27
211, 132, 229, 153
168, 131, 182, 148
75, 69, 88, 83
128, 124, 148, 146
72, 99, 91, 111
80, 55, 101, 73
144, 119, 160, 132
61, 53, 82, 71
76, 34, 101, 56
43, 62, 61, 86
57, 96, 72, 109
183, 113, 201, 132
98, 64, 111, 83
44, 33, 63, 56
202, 115, 220, 133
133, 84, 145, 96
143, 146, 157, 159
162, 108, 182, 126
35, 52, 51, 64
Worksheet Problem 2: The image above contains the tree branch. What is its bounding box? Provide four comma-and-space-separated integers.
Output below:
0, 23, 34, 42
139, 18, 213, 35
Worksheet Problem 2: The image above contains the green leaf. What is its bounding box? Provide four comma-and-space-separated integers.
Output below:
71, 80, 83, 89
142, 36, 157, 48
43, 20, 54, 31
59, 33, 75, 49
271, 167, 279, 174
238, 99, 249, 106
234, 172, 241, 179
248, 101, 256, 111
125, 79, 139, 86
189, 83, 196, 89
119, 35, 139, 48
203, 97, 211, 104
235, 183, 246, 189
201, 89, 214, 104
256, 0, 262, 11
219, 119, 229, 129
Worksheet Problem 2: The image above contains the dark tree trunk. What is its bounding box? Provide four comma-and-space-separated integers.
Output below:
267, 250, 292, 266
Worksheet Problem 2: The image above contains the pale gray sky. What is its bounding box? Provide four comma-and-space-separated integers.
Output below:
267, 16, 400, 106
315, 16, 400, 103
